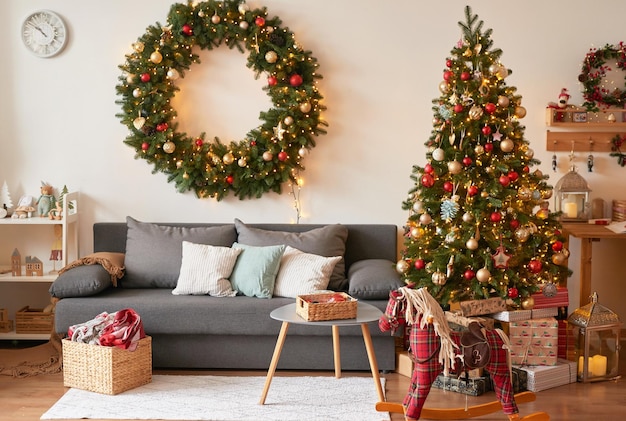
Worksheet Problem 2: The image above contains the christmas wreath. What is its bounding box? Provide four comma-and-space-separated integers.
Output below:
116, 0, 326, 200
579, 42, 626, 111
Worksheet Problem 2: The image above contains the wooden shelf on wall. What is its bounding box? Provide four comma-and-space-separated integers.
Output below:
546, 131, 617, 152
546, 107, 626, 127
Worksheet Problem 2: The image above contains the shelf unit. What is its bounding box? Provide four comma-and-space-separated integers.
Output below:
546, 107, 626, 152
0, 192, 78, 340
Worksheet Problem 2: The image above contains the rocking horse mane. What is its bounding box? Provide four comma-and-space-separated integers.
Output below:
395, 287, 459, 376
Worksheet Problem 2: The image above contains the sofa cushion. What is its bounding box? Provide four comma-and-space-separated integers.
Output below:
230, 243, 285, 298
49, 265, 113, 298
273, 246, 341, 298
234, 218, 348, 291
348, 259, 404, 300
123, 217, 236, 288
172, 242, 241, 296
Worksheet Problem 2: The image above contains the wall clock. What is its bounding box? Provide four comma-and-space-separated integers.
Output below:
21, 10, 68, 58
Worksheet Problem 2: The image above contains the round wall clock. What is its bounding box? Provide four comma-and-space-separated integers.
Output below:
21, 10, 68, 58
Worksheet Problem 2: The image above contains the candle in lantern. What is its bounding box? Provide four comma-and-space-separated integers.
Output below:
564, 201, 578, 218
591, 354, 607, 377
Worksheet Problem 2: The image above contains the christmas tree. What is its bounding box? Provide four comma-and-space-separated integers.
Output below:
1, 181, 13, 214
397, 6, 571, 309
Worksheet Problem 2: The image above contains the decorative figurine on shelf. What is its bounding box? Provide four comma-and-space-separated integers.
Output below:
12, 195, 35, 218
548, 88, 571, 122
25, 256, 44, 276
11, 248, 22, 277
37, 182, 56, 217
49, 225, 63, 274
0, 181, 13, 217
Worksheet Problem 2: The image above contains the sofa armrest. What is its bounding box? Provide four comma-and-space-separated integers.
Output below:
49, 265, 113, 298
348, 259, 404, 300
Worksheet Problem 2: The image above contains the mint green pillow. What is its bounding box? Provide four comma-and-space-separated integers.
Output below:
230, 243, 285, 298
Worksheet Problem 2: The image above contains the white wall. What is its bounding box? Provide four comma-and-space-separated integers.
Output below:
2, 0, 625, 318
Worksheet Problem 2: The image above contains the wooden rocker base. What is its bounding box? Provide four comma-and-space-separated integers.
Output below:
375, 391, 550, 420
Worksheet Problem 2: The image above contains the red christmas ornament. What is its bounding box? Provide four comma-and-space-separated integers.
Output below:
140, 73, 151, 83
523, 165, 530, 173
255, 17, 266, 27
414, 259, 425, 270
225, 175, 234, 185
482, 125, 492, 136
289, 74, 303, 87
277, 151, 288, 161
554, 229, 561, 236
443, 181, 454, 192
446, 59, 453, 68
464, 269, 475, 280
421, 174, 435, 188
499, 174, 510, 187
552, 241, 563, 252
454, 103, 464, 113
267, 76, 277, 86
528, 259, 543, 273
443, 71, 453, 81
484, 103, 496, 114
460, 71, 471, 81
510, 219, 520, 230
141, 142, 149, 151
424, 163, 434, 174
484, 142, 494, 152
490, 212, 502, 222
467, 185, 479, 196
250, 140, 257, 146
195, 138, 203, 147
508, 287, 519, 299
182, 24, 193, 36
156, 123, 168, 132
462, 156, 473, 166
508, 171, 519, 182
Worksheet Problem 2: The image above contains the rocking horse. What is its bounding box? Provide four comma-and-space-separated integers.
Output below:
378, 286, 550, 421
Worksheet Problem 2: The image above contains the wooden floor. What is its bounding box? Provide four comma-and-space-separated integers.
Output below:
1, 364, 626, 421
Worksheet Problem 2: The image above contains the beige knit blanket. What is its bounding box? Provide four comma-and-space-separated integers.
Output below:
58, 252, 125, 287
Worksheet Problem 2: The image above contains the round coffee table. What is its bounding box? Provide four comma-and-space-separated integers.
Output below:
259, 301, 384, 404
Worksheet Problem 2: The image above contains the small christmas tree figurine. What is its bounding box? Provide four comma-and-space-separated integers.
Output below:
0, 181, 13, 216
398, 6, 571, 309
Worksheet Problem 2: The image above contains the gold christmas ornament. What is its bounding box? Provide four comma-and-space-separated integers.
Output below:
462, 212, 473, 223
150, 50, 163, 64
133, 116, 146, 130
474, 144, 484, 155
552, 252, 566, 265
518, 187, 532, 200
132, 88, 142, 98
299, 102, 311, 113
411, 227, 423, 238
223, 152, 235, 165
163, 141, 176, 154
476, 267, 491, 283
447, 160, 462, 174
132, 42, 145, 53
500, 138, 514, 152
298, 147, 308, 157
265, 51, 278, 63
396, 260, 410, 274
211, 14, 221, 24
419, 213, 433, 225
412, 200, 424, 213
497, 95, 510, 107
439, 81, 450, 94
466, 237, 479, 250
432, 271, 447, 285
262, 151, 273, 161
237, 158, 247, 167
521, 296, 535, 310
515, 106, 527, 118
166, 68, 180, 80
469, 105, 484, 120
515, 227, 530, 242
283, 116, 294, 126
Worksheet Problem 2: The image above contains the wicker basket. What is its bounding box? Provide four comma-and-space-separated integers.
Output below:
0, 308, 13, 333
62, 336, 152, 395
15, 306, 54, 334
296, 292, 357, 321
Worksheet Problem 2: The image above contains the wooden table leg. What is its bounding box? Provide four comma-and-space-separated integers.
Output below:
361, 323, 385, 402
259, 321, 289, 405
579, 237, 593, 307
332, 325, 341, 378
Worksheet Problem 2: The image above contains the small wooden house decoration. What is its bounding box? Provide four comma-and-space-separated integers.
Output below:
11, 248, 21, 277
25, 256, 43, 277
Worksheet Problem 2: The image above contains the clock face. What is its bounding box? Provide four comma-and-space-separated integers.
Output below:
22, 10, 68, 58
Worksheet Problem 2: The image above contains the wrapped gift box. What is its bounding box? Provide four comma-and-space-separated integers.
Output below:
516, 358, 577, 392
432, 374, 489, 396
458, 297, 506, 317
490, 310, 531, 322
445, 311, 494, 330
486, 367, 527, 393
509, 317, 558, 366
531, 287, 569, 310
531, 307, 559, 319
395, 349, 414, 378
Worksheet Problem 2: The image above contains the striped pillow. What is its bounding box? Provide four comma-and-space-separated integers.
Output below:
172, 241, 242, 296
273, 246, 342, 298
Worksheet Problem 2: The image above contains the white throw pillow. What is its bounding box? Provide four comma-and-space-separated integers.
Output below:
273, 246, 342, 298
172, 241, 242, 297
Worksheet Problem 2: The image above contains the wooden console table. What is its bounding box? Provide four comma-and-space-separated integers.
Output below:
560, 222, 626, 307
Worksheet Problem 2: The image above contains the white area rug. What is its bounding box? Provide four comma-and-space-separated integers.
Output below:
41, 375, 389, 421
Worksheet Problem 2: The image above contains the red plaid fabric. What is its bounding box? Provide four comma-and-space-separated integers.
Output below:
403, 322, 518, 419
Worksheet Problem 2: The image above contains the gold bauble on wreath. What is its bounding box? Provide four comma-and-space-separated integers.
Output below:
116, 0, 326, 200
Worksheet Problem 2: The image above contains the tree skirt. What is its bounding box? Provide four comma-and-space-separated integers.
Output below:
41, 375, 388, 421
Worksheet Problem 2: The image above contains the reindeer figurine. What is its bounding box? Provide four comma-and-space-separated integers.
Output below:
378, 286, 549, 421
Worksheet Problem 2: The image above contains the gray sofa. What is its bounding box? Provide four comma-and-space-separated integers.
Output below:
51, 217, 403, 371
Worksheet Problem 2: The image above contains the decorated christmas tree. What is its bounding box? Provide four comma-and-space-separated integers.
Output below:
397, 6, 571, 309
